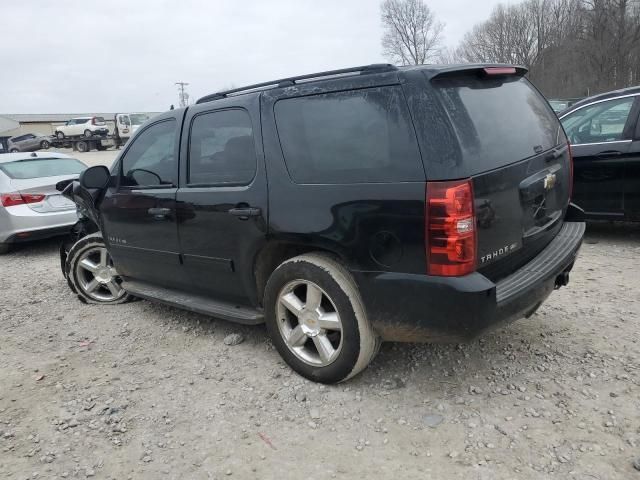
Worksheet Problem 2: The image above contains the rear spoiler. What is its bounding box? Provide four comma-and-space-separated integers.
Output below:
427, 64, 528, 81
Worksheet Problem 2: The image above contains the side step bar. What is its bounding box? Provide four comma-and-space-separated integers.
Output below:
122, 280, 264, 325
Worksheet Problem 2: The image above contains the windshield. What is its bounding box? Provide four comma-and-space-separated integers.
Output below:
130, 114, 149, 125
0, 158, 86, 179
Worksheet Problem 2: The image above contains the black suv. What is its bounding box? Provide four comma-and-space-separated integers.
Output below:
59, 64, 585, 383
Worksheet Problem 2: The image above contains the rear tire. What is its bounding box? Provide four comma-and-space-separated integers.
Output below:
40, 140, 50, 149
56, 131, 64, 139
0, 243, 10, 254
76, 141, 88, 153
264, 253, 379, 383
9, 148, 19, 153
65, 233, 133, 305
83, 129, 92, 138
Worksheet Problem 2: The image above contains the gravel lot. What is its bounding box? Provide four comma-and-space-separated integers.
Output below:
1, 157, 639, 479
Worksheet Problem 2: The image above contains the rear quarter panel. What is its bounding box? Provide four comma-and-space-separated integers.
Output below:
260, 75, 427, 274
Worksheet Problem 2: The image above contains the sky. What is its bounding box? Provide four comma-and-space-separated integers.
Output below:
0, 0, 497, 113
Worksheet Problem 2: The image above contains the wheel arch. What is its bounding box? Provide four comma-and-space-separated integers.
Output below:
253, 240, 348, 307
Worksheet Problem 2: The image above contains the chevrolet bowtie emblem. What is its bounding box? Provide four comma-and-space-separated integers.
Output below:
544, 173, 557, 190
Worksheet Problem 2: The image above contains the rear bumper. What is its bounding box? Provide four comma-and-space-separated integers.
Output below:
0, 205, 77, 243
353, 221, 585, 342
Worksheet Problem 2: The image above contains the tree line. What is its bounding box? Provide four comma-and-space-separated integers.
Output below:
382, 0, 640, 98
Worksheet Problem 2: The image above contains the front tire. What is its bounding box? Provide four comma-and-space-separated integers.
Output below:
264, 253, 379, 383
65, 233, 133, 305
56, 131, 65, 139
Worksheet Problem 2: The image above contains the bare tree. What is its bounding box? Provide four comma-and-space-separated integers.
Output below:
381, 0, 445, 65
457, 0, 640, 98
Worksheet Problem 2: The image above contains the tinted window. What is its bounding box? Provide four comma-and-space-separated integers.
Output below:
121, 120, 177, 187
434, 76, 561, 172
561, 97, 635, 145
275, 86, 423, 184
0, 158, 86, 179
188, 109, 256, 185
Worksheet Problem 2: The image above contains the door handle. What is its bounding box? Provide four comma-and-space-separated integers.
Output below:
228, 206, 261, 220
595, 150, 623, 157
147, 207, 171, 219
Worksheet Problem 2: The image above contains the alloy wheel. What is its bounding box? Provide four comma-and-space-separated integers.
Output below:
276, 280, 343, 367
74, 246, 125, 302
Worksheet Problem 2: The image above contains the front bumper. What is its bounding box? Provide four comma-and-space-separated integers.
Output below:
353, 221, 586, 342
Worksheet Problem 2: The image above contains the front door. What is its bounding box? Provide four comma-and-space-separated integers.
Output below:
561, 95, 639, 218
176, 96, 268, 306
99, 112, 190, 290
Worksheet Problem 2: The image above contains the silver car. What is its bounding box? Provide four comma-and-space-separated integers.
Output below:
0, 152, 86, 254
7, 133, 52, 153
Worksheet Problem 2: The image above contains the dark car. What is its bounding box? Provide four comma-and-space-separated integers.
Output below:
559, 86, 640, 221
57, 63, 584, 383
7, 133, 52, 152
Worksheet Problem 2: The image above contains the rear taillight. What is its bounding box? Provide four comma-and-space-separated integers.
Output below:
567, 140, 574, 201
426, 179, 477, 276
1, 193, 45, 207
92, 118, 97, 125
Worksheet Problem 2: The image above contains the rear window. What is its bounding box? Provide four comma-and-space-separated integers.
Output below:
94, 117, 106, 125
433, 76, 561, 173
0, 158, 86, 179
274, 86, 423, 184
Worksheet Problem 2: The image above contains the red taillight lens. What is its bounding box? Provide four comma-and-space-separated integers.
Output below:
567, 140, 574, 201
426, 179, 477, 276
92, 117, 97, 125
1, 193, 45, 207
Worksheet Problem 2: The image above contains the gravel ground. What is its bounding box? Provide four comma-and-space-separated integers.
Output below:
46, 148, 118, 168
1, 223, 639, 480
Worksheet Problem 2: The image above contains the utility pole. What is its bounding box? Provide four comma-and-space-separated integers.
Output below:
175, 81, 190, 107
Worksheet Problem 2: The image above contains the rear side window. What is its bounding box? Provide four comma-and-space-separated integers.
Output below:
434, 76, 561, 173
275, 86, 423, 184
0, 158, 86, 179
188, 109, 256, 185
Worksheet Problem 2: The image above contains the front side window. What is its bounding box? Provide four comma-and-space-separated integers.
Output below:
188, 109, 256, 185
561, 97, 635, 145
274, 86, 423, 184
121, 120, 177, 187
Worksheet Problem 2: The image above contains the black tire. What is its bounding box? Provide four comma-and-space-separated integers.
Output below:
9, 148, 19, 153
83, 129, 92, 138
264, 253, 379, 383
0, 243, 10, 254
65, 233, 133, 305
56, 131, 65, 139
96, 144, 107, 151
40, 140, 50, 149
76, 141, 88, 153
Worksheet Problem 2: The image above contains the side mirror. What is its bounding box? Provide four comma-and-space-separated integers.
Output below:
80, 165, 111, 189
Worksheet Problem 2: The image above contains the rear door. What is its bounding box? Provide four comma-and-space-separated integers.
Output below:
560, 95, 639, 218
404, 68, 571, 281
99, 112, 191, 290
176, 95, 268, 306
